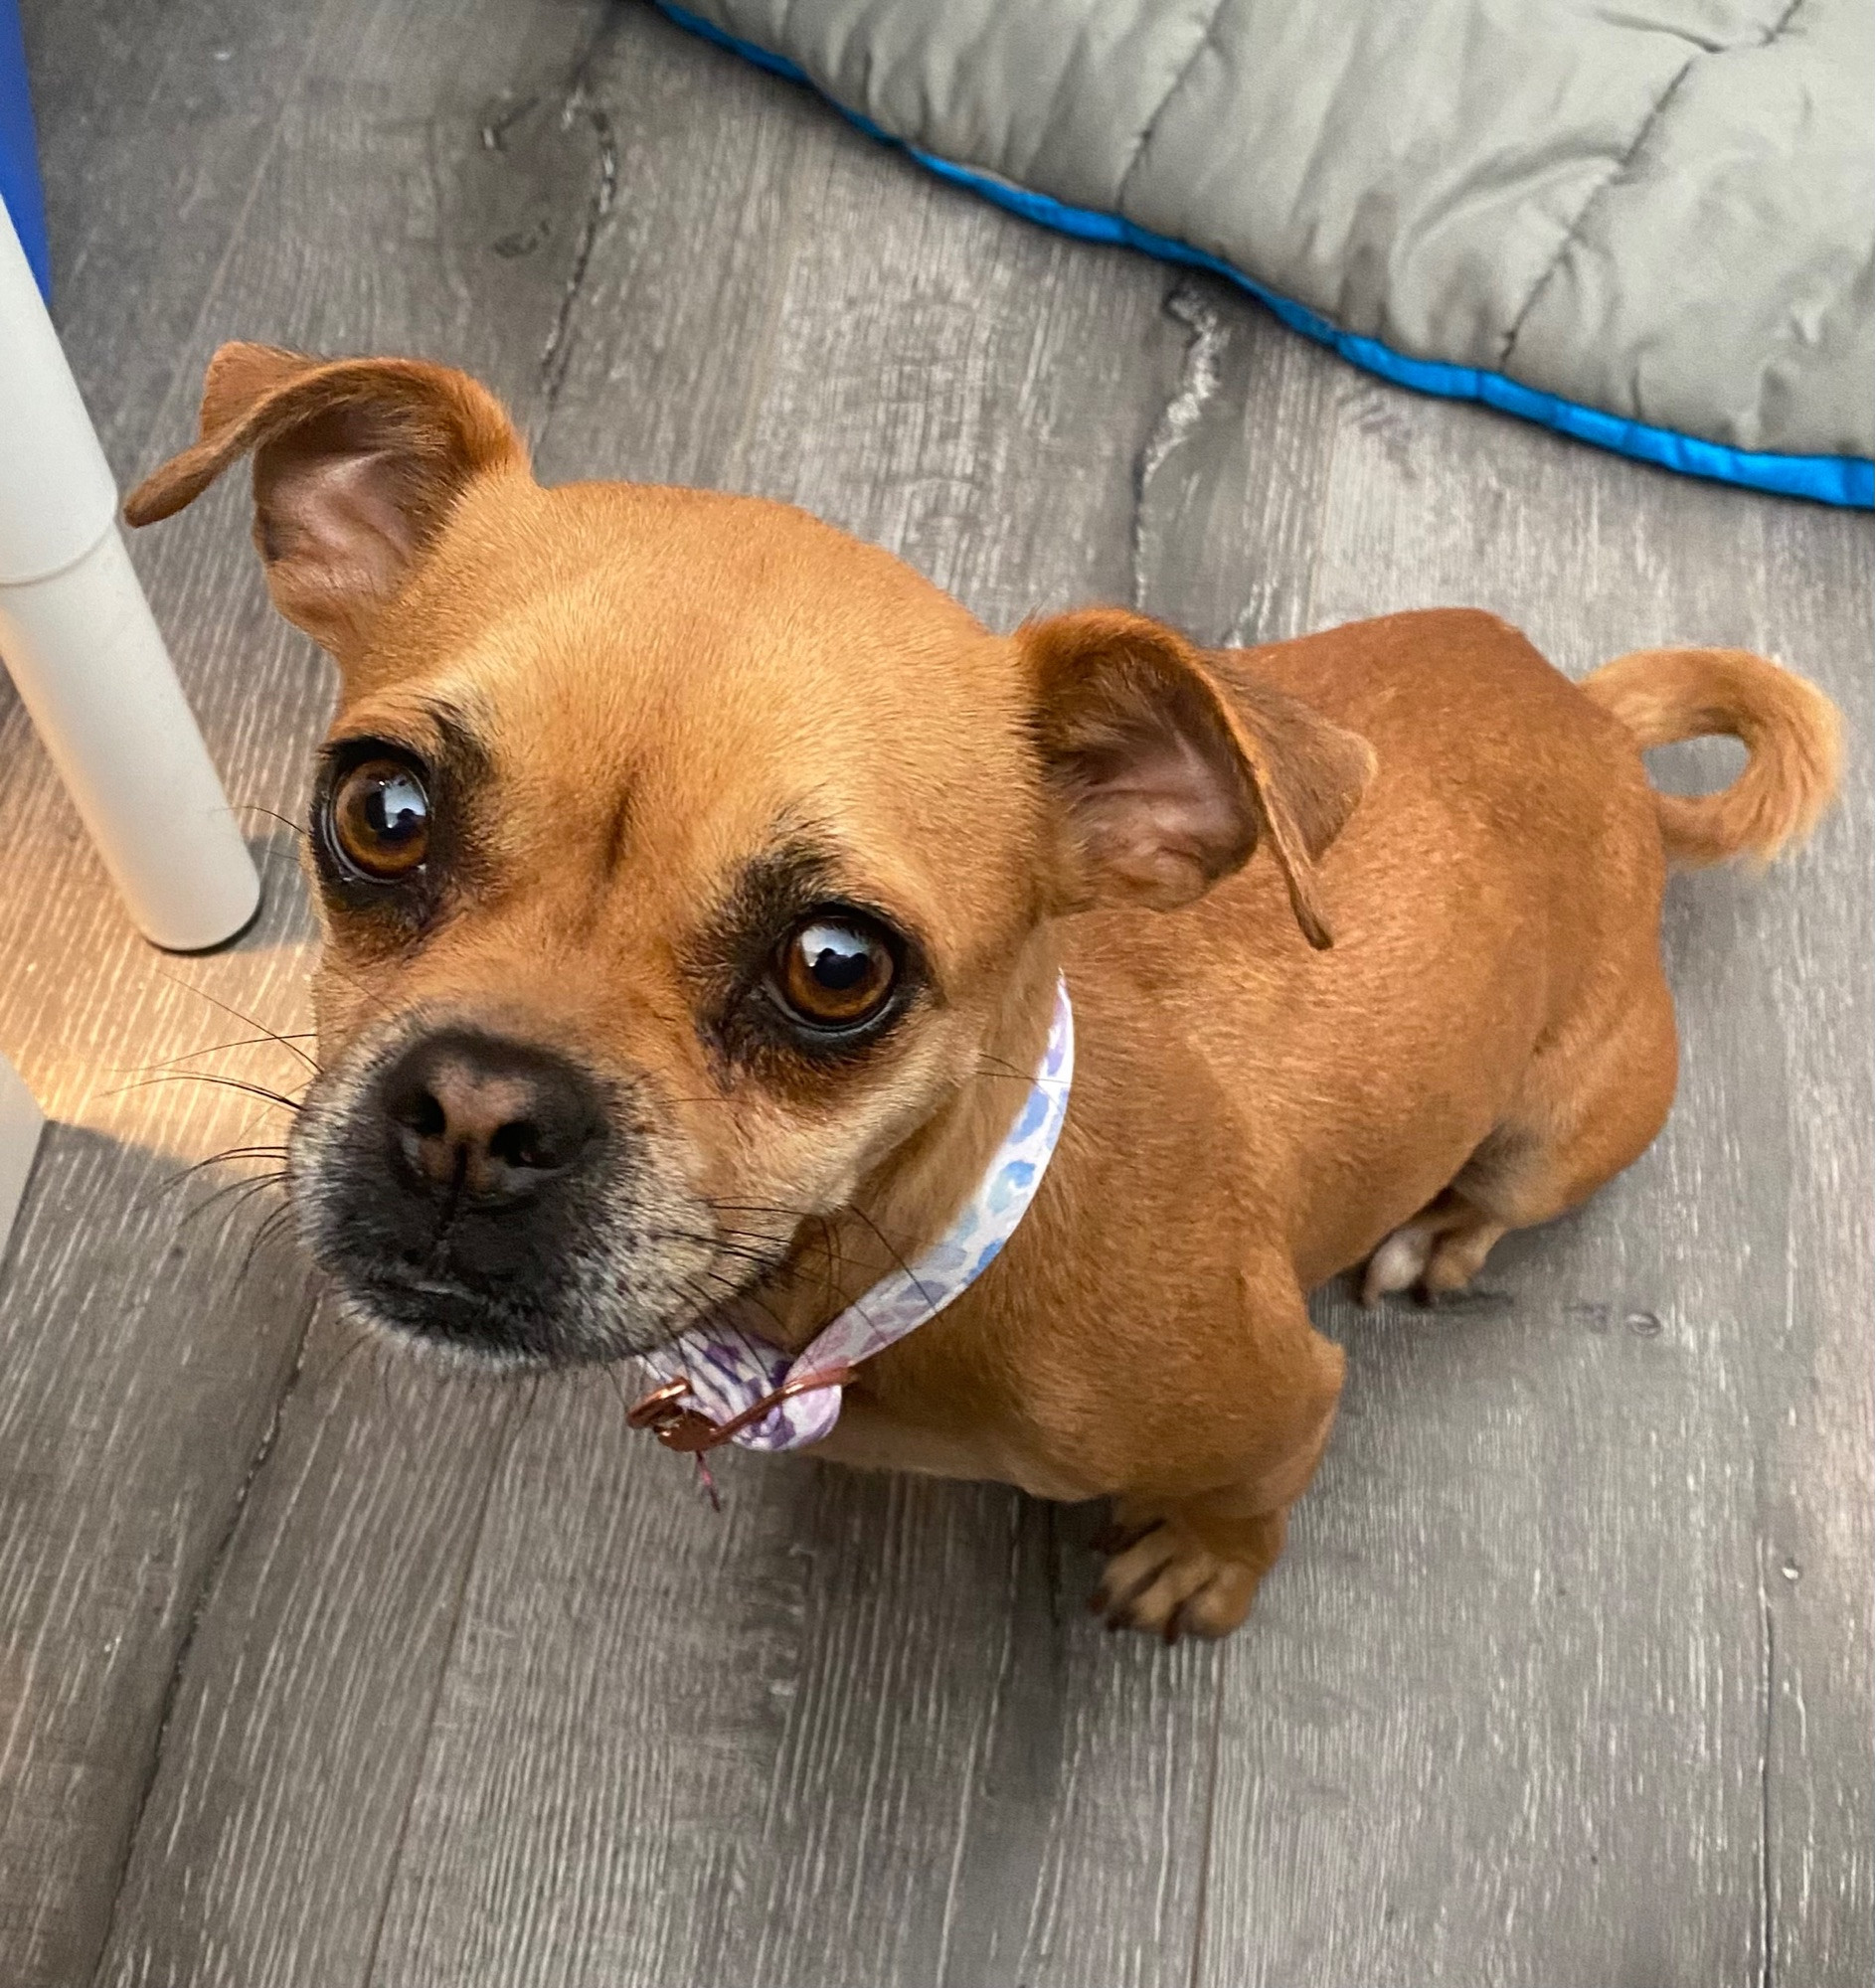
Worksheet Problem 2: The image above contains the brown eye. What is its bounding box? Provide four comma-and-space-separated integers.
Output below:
328, 757, 430, 879
772, 915, 898, 1029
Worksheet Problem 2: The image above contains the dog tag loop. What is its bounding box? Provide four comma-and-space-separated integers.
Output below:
624, 1378, 719, 1451
626, 1367, 854, 1453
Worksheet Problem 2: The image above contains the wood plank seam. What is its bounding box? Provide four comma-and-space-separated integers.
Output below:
535, 7, 625, 414
85, 1301, 319, 1988
1131, 280, 1229, 612
356, 1392, 525, 1988
1183, 1662, 1227, 1988
104, 0, 347, 484
1760, 1569, 1775, 1988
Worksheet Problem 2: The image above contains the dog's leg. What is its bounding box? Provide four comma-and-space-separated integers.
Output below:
1092, 1284, 1344, 1641
1363, 961, 1678, 1304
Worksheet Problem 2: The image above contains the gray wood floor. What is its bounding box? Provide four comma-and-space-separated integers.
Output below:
1, 3, 1869, 1983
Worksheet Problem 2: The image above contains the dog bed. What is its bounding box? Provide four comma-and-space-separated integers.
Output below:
657, 0, 1873, 508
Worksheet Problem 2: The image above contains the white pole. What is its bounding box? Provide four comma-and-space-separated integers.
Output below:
0, 194, 260, 952
0, 1047, 40, 1260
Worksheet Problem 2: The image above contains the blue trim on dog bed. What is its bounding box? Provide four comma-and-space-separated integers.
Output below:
657, 0, 1873, 511
0, 0, 51, 299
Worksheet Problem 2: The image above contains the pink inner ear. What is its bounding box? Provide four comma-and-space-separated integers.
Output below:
1075, 721, 1257, 909
259, 447, 422, 603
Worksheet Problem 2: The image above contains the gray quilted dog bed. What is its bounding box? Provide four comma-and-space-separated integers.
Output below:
658, 0, 1873, 506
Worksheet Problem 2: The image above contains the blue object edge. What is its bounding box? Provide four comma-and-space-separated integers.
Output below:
658, 0, 1873, 511
0, 0, 50, 299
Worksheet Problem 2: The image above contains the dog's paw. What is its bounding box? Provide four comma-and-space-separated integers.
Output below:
1090, 1508, 1266, 1642
1360, 1221, 1437, 1305
1361, 1214, 1503, 1304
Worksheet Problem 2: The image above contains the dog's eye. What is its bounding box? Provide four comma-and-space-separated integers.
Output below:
770, 914, 898, 1030
328, 758, 430, 880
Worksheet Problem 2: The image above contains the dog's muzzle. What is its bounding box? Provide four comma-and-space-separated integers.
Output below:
286, 1020, 731, 1365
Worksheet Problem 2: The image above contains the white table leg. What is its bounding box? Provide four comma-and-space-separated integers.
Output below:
0, 1048, 42, 1263
0, 194, 260, 952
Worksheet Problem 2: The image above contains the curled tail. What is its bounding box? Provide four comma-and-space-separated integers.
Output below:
1584, 647, 1843, 868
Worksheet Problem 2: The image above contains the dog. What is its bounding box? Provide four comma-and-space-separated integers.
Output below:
124, 345, 1842, 1640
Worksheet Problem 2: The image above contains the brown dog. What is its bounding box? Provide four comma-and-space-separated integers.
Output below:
125, 346, 1842, 1639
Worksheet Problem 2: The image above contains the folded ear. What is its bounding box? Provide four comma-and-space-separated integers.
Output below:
123, 342, 527, 658
1020, 607, 1376, 946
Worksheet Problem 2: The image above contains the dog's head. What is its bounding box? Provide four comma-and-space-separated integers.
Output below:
127, 347, 1373, 1367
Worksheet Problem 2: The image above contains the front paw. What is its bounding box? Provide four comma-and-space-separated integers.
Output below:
1090, 1504, 1273, 1642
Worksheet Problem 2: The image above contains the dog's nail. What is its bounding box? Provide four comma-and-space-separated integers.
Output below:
1088, 1587, 1109, 1616
1111, 1556, 1173, 1615
1096, 1518, 1164, 1559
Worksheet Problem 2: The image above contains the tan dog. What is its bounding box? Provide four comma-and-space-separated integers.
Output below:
125, 347, 1842, 1640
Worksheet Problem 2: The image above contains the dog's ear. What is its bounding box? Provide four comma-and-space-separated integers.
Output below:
1020, 607, 1376, 946
124, 343, 527, 658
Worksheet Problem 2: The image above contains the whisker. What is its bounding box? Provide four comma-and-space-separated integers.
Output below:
111, 1032, 320, 1080
700, 1197, 887, 1288
828, 1201, 930, 1305
235, 1199, 299, 1287
175, 1170, 290, 1231
157, 970, 319, 1073
667, 1272, 770, 1384
638, 1227, 787, 1277
100, 1072, 305, 1113
236, 802, 310, 843
141, 1144, 292, 1209
203, 1172, 290, 1230
317, 959, 402, 1027
707, 1230, 871, 1317
157, 1142, 292, 1182
673, 1260, 808, 1372
814, 1212, 846, 1320
698, 1193, 791, 1212
973, 1053, 1032, 1080
313, 1324, 378, 1393
679, 1240, 796, 1296
597, 1359, 632, 1420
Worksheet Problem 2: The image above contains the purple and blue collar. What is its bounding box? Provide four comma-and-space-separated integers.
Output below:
628, 977, 1074, 1457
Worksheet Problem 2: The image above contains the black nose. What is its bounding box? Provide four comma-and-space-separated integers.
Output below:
378, 1030, 604, 1203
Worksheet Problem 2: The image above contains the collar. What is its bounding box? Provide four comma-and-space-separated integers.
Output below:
628, 975, 1074, 1456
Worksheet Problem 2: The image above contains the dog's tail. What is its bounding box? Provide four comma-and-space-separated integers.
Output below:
1583, 647, 1843, 869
